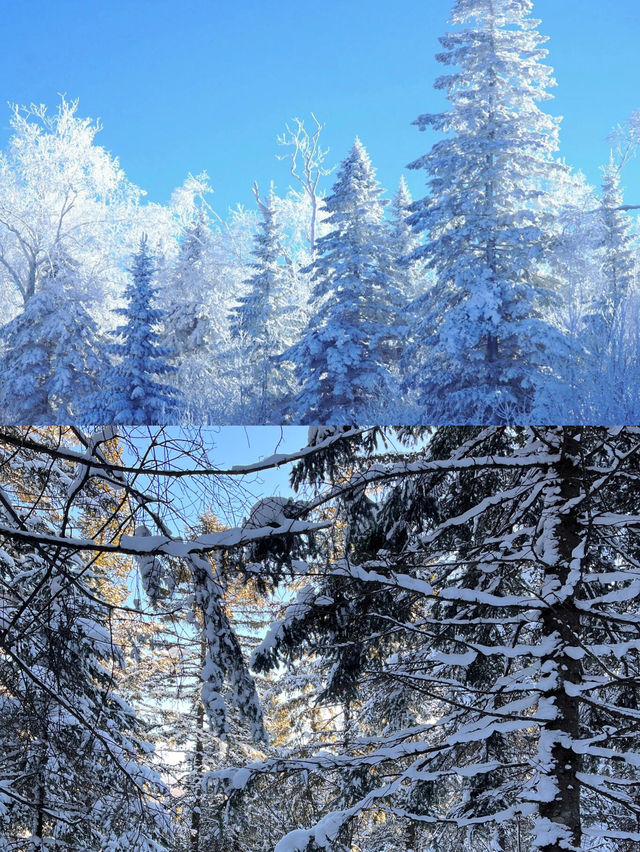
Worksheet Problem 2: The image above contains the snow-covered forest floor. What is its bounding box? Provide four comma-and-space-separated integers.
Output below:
2, 425, 640, 852
1, 0, 639, 425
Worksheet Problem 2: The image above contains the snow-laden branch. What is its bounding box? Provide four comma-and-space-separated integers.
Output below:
0, 517, 329, 557
0, 426, 371, 480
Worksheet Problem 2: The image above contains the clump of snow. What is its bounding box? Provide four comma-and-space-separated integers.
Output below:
230, 767, 251, 790
246, 497, 295, 529
274, 828, 312, 852
308, 426, 337, 446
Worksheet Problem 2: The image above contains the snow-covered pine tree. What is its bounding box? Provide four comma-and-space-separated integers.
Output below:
598, 159, 636, 327
251, 427, 514, 851
405, 0, 568, 423
0, 252, 106, 423
0, 432, 171, 850
230, 188, 295, 422
83, 236, 179, 424
582, 158, 638, 418
533, 168, 605, 422
387, 177, 425, 380
283, 140, 399, 424
389, 176, 424, 305
244, 426, 640, 852
161, 213, 216, 420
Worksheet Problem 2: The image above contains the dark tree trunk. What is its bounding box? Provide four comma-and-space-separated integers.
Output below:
190, 637, 207, 852
536, 429, 583, 851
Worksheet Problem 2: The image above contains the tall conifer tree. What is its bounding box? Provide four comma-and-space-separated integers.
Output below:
161, 214, 216, 418
582, 159, 637, 418
230, 190, 294, 421
84, 236, 179, 424
389, 176, 423, 304
247, 426, 640, 852
285, 140, 397, 423
0, 253, 106, 423
406, 0, 568, 422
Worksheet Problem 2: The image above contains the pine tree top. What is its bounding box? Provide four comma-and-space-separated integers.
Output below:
83, 235, 180, 423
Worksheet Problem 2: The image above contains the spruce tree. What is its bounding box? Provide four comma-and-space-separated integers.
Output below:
158, 209, 233, 423
230, 190, 294, 422
247, 426, 640, 852
582, 159, 637, 418
161, 214, 215, 418
84, 236, 179, 424
0, 432, 171, 850
387, 177, 425, 375
284, 140, 398, 423
164, 215, 210, 353
389, 176, 423, 305
598, 159, 636, 325
405, 0, 568, 423
0, 253, 106, 423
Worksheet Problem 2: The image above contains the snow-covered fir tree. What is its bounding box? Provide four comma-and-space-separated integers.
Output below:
237, 426, 640, 852
283, 140, 398, 423
83, 236, 179, 424
598, 159, 636, 325
405, 0, 569, 423
0, 432, 171, 850
230, 189, 297, 422
0, 252, 106, 423
389, 176, 424, 304
581, 158, 638, 418
160, 212, 216, 420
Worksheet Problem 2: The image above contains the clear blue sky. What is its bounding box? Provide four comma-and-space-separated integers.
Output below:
213, 425, 308, 507
126, 425, 306, 520
188, 426, 307, 526
121, 426, 306, 536
2, 0, 639, 213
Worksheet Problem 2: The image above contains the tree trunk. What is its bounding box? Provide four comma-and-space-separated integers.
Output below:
535, 428, 583, 851
190, 638, 207, 852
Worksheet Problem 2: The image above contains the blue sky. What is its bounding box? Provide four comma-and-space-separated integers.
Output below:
174, 426, 308, 527
213, 425, 308, 508
123, 426, 307, 527
1, 0, 639, 213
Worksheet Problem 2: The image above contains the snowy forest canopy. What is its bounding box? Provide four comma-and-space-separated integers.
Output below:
0, 0, 639, 424
2, 424, 640, 852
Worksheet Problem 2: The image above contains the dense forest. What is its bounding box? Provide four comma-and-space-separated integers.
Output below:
3, 1, 639, 850
1, 0, 639, 425
1, 425, 640, 851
